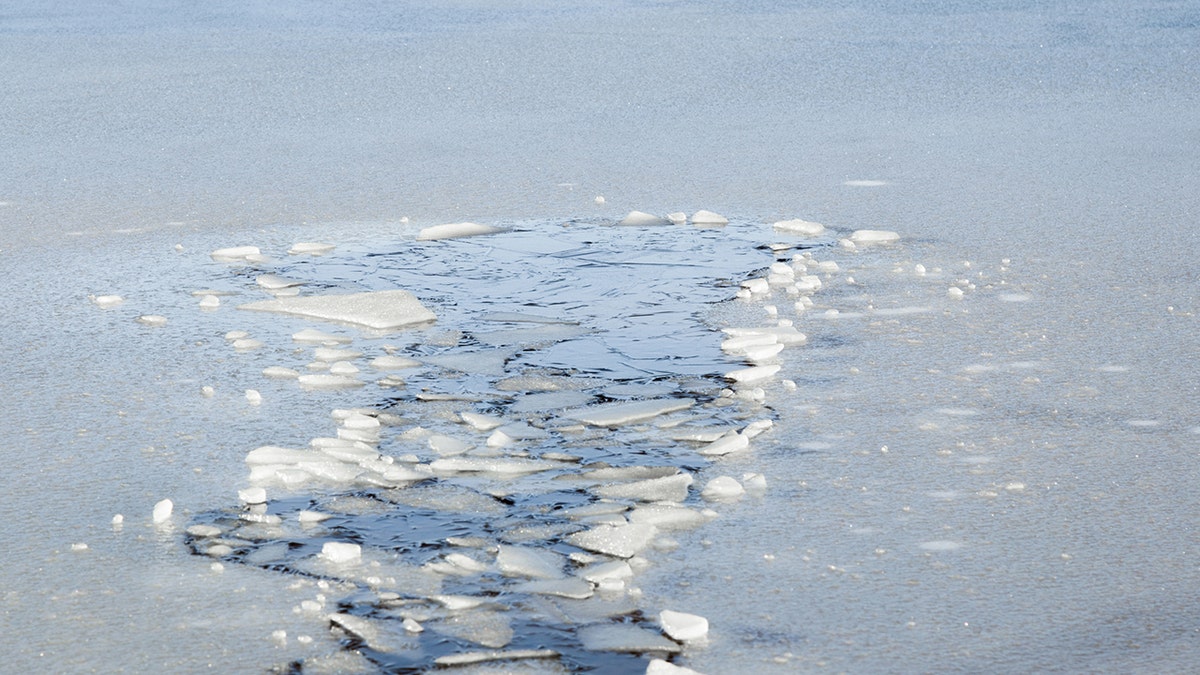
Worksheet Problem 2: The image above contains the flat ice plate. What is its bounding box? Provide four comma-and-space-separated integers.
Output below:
239, 289, 436, 330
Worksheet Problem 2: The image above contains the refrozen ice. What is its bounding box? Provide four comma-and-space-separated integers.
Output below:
659, 609, 709, 642
240, 289, 436, 330
416, 222, 505, 241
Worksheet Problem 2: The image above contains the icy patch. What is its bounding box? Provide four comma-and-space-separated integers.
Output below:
843, 179, 890, 187
416, 222, 505, 241
239, 289, 436, 330
567, 523, 658, 559
919, 540, 964, 551
578, 624, 681, 654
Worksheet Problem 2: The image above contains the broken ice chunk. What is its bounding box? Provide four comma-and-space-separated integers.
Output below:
459, 411, 505, 431
152, 498, 173, 524
567, 523, 658, 559
593, 473, 693, 503
91, 294, 124, 307
256, 274, 304, 291
320, 541, 362, 564
434, 649, 559, 667
617, 211, 670, 226
724, 364, 781, 384
135, 314, 168, 326
579, 623, 681, 653
288, 242, 335, 256
416, 222, 505, 241
849, 229, 900, 244
292, 328, 352, 344
239, 289, 436, 330
647, 659, 705, 675
210, 246, 261, 262
701, 476, 745, 501
659, 610, 709, 643
371, 355, 421, 370
562, 398, 694, 427
497, 545, 565, 579
773, 218, 826, 236
691, 210, 728, 225
698, 433, 747, 457
517, 578, 594, 599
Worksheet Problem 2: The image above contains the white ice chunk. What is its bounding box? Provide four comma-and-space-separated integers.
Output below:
298, 510, 331, 523
320, 541, 362, 564
460, 411, 505, 431
240, 289, 436, 330
434, 649, 559, 667
594, 473, 693, 503
430, 457, 567, 475
288, 242, 336, 256
722, 326, 806, 345
516, 578, 594, 599
198, 295, 220, 309
659, 609, 709, 642
617, 211, 670, 226
210, 246, 261, 262
740, 278, 769, 295
152, 498, 173, 524
497, 545, 565, 579
428, 434, 472, 456
701, 476, 745, 500
135, 314, 168, 326
628, 505, 712, 530
666, 212, 688, 224
722, 334, 778, 353
297, 374, 364, 389
238, 487, 267, 505
773, 218, 826, 235
262, 366, 300, 379
416, 222, 505, 241
567, 523, 658, 559
313, 347, 363, 362
850, 229, 900, 244
292, 328, 352, 344
647, 658, 705, 675
256, 274, 305, 290
691, 210, 728, 225
698, 433, 749, 456
371, 355, 422, 370
579, 560, 634, 584
91, 294, 124, 307
329, 361, 359, 375
563, 398, 694, 427
579, 624, 681, 654
233, 338, 264, 350
724, 364, 781, 384
741, 419, 774, 438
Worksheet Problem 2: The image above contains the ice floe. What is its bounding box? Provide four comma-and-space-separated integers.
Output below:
240, 289, 436, 330
617, 211, 670, 226
416, 222, 505, 241
772, 218, 826, 235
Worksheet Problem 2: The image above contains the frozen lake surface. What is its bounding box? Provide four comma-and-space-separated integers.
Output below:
2, 1, 1198, 673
